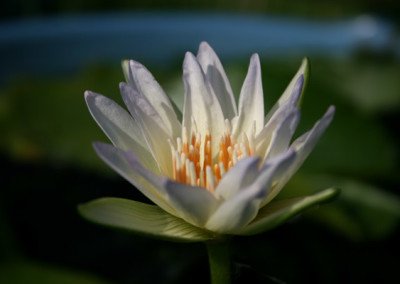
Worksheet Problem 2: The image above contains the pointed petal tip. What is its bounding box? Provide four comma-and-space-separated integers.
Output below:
183, 51, 198, 69
84, 90, 94, 99
290, 75, 304, 104
302, 56, 310, 65
184, 51, 195, 59
121, 58, 130, 65
92, 141, 110, 153
198, 41, 211, 50
300, 57, 310, 73
250, 53, 260, 63
324, 187, 341, 199
324, 105, 336, 123
129, 59, 145, 69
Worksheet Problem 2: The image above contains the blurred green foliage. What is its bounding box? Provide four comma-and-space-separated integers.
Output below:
1, 52, 399, 283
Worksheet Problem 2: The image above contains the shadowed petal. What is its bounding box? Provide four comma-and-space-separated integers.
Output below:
205, 150, 296, 234
162, 179, 220, 227
255, 107, 299, 159
264, 109, 300, 160
255, 75, 303, 157
197, 41, 237, 120
214, 157, 260, 201
85, 91, 159, 173
93, 142, 176, 216
85, 90, 146, 149
262, 106, 335, 206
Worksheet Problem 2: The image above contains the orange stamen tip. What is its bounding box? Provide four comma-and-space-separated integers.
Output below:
171, 128, 254, 192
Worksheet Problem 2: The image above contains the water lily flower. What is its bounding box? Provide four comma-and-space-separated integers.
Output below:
80, 42, 337, 241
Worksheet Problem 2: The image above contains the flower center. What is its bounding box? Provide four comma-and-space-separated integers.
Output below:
170, 119, 255, 193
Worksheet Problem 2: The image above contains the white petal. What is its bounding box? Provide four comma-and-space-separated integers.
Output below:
214, 156, 260, 201
233, 54, 264, 138
85, 90, 146, 149
127, 60, 181, 138
84, 91, 159, 173
262, 106, 335, 206
205, 150, 296, 234
162, 179, 219, 227
265, 58, 309, 122
120, 83, 173, 176
264, 109, 300, 160
182, 52, 225, 160
93, 142, 176, 216
197, 41, 237, 120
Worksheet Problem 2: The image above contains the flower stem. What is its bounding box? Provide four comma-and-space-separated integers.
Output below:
205, 240, 232, 284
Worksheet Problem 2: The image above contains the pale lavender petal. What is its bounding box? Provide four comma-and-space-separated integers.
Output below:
85, 90, 146, 149
264, 109, 300, 160
205, 150, 296, 233
255, 106, 299, 159
93, 142, 176, 216
290, 105, 335, 169
162, 179, 219, 227
214, 156, 260, 201
262, 106, 335, 205
85, 91, 160, 173
197, 41, 237, 120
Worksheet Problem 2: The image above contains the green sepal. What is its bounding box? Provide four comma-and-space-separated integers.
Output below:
78, 197, 215, 242
265, 57, 310, 121
121, 59, 132, 85
237, 188, 339, 236
297, 57, 310, 108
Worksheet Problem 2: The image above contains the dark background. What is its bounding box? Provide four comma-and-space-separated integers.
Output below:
1, 1, 400, 283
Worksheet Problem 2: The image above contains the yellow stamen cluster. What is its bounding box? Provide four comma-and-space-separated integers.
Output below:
170, 119, 256, 193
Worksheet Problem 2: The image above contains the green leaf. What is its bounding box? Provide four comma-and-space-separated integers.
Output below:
78, 197, 214, 242
238, 188, 339, 236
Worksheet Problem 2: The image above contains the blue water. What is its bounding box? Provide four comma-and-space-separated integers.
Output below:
0, 12, 394, 86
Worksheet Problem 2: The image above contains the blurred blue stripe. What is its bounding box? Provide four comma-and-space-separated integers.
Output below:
0, 12, 394, 85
